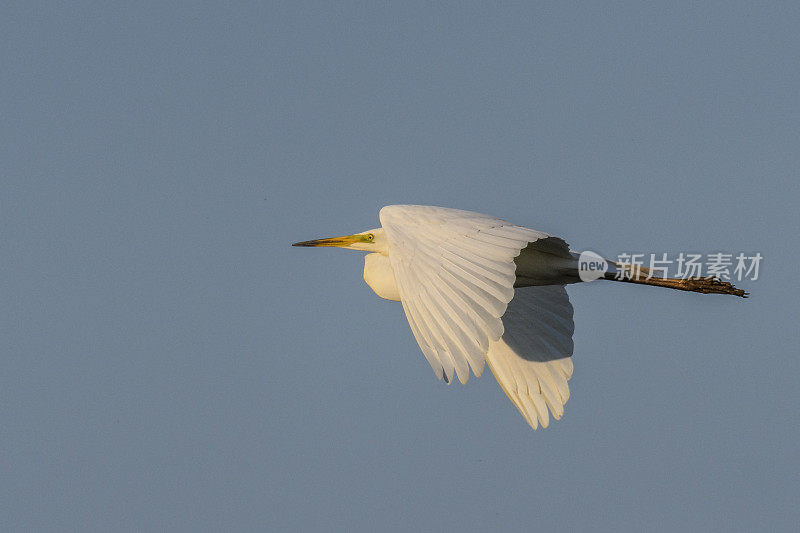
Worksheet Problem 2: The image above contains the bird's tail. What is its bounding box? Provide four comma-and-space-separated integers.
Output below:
604, 261, 748, 297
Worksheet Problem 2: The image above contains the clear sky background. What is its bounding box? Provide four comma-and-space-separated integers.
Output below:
2, 2, 799, 531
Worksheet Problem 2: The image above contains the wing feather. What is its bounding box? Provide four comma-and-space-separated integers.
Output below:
485, 285, 575, 429
423, 281, 486, 376
401, 296, 444, 379
380, 205, 551, 383
380, 205, 575, 429
440, 241, 518, 275
417, 286, 468, 382
406, 270, 458, 383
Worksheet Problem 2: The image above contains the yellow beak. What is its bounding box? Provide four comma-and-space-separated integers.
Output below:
291, 234, 363, 248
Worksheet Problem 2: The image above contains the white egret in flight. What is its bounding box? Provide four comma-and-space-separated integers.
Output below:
293, 205, 746, 429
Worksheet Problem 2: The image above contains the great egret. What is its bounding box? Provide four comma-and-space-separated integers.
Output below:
293, 205, 746, 429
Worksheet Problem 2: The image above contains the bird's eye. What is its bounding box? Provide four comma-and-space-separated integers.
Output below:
367, 233, 374, 241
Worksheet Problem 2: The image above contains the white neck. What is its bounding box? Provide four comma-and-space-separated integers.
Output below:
363, 253, 401, 301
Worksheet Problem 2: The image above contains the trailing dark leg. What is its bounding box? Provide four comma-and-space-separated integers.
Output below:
604, 269, 748, 298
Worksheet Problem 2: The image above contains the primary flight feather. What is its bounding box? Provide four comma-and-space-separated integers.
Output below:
293, 205, 746, 429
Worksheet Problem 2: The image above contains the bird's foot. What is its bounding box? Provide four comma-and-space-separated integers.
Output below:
677, 276, 749, 298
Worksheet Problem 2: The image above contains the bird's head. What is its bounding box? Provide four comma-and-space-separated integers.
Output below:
292, 228, 388, 254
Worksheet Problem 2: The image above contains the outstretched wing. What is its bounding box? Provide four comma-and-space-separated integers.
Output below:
486, 285, 574, 429
380, 204, 553, 384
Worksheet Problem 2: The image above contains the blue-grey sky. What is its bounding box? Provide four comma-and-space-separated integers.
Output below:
2, 2, 799, 531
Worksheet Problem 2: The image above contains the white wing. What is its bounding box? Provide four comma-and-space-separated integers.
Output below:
485, 285, 574, 429
380, 205, 553, 384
